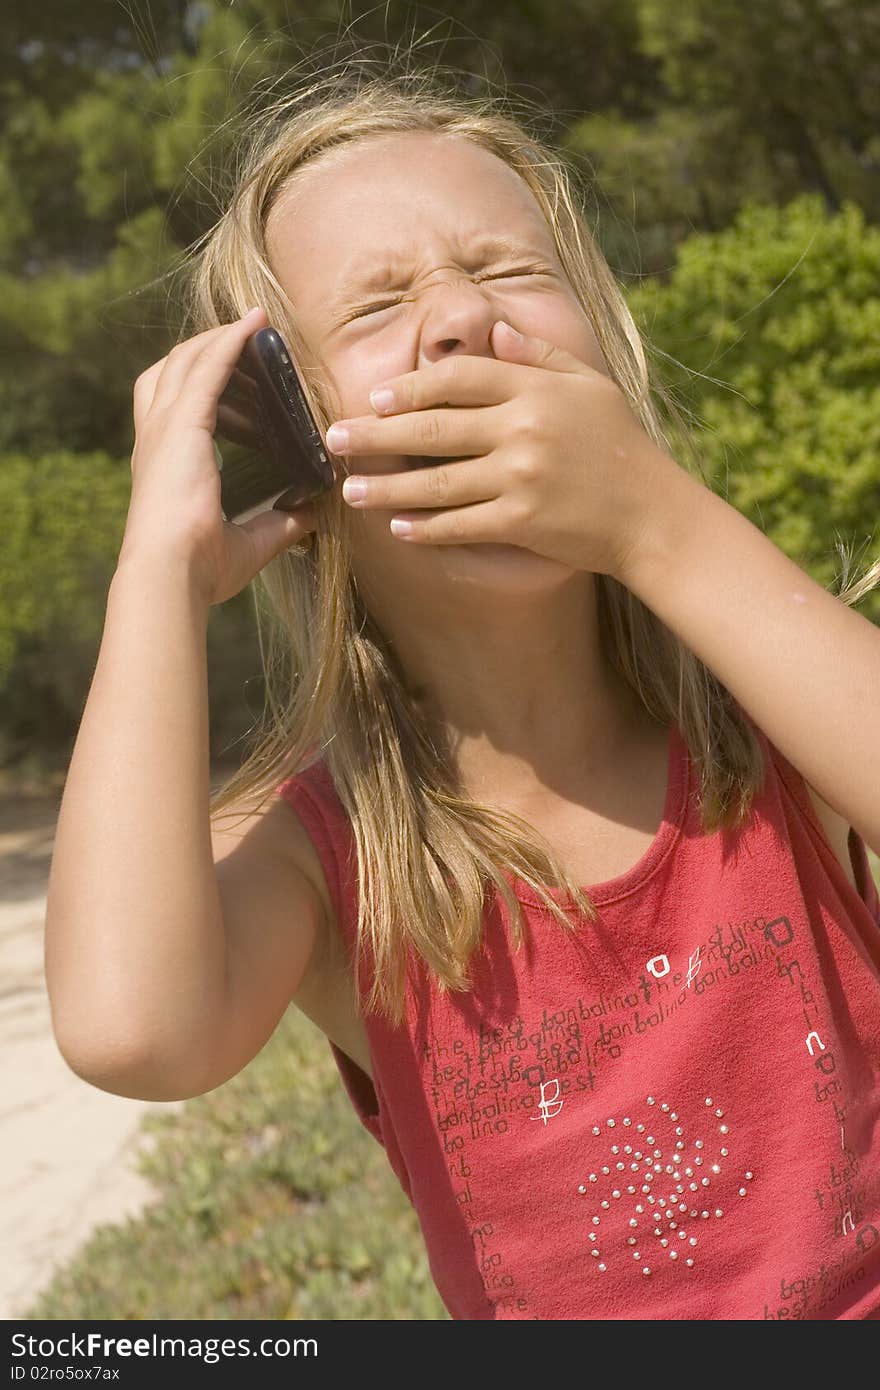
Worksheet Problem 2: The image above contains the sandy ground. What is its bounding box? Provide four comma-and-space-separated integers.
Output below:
0, 787, 190, 1321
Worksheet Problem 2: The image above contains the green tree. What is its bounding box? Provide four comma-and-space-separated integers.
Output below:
568, 0, 880, 276
1, 3, 877, 776
630, 193, 880, 613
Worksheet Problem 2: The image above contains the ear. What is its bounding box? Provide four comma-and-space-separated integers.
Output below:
491, 319, 595, 376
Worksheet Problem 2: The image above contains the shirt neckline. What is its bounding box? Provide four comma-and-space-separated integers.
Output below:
509, 720, 689, 909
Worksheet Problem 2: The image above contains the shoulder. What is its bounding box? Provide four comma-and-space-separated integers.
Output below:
212, 779, 342, 962
272, 777, 343, 943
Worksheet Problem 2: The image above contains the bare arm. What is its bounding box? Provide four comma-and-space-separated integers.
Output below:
44, 557, 227, 1093
619, 459, 880, 857
44, 310, 320, 1100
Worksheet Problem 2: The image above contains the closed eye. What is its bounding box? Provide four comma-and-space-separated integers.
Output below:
348, 298, 403, 320
475, 268, 549, 284
346, 269, 550, 320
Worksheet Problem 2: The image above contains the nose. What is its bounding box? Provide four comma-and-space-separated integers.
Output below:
417, 277, 499, 367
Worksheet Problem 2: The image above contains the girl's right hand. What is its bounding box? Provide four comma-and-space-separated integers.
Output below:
119, 306, 320, 606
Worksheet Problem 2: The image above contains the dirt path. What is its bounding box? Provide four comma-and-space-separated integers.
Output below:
0, 787, 186, 1320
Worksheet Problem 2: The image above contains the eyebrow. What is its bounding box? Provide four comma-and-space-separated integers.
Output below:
326, 232, 547, 317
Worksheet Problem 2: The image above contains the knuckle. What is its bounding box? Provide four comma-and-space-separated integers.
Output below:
424, 465, 449, 500
134, 361, 161, 395
133, 407, 162, 447
418, 413, 443, 448
510, 450, 539, 485
516, 408, 542, 444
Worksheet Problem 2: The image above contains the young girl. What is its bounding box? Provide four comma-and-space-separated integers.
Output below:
44, 72, 880, 1321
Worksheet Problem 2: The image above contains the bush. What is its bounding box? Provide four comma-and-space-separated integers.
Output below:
629, 195, 880, 613
0, 447, 262, 773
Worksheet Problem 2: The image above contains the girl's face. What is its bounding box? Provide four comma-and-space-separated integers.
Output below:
265, 131, 610, 603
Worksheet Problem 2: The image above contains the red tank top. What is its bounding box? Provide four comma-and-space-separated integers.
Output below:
276, 719, 880, 1320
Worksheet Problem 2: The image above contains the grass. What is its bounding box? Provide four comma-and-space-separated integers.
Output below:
22, 850, 880, 1321
23, 1006, 449, 1320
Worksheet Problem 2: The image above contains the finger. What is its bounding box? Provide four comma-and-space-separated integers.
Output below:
134, 325, 233, 423
155, 312, 270, 435
329, 403, 501, 464
386, 496, 510, 546
233, 504, 317, 572
134, 319, 259, 428
342, 454, 495, 512
220, 365, 261, 406
132, 358, 168, 432
370, 353, 518, 416
215, 400, 265, 451
149, 309, 267, 417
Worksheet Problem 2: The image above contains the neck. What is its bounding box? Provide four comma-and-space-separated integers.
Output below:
363, 571, 653, 796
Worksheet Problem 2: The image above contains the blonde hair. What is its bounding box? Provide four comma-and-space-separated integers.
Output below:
176, 60, 879, 1026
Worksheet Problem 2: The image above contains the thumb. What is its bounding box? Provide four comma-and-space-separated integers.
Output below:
491, 319, 591, 375
237, 505, 316, 567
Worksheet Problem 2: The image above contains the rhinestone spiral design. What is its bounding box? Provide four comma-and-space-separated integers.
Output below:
577, 1095, 754, 1280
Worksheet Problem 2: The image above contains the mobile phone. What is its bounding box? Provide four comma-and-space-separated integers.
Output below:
215, 326, 336, 523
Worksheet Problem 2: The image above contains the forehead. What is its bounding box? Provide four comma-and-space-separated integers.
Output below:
265, 132, 555, 308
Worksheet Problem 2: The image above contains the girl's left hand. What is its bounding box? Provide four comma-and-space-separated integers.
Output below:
326, 319, 683, 580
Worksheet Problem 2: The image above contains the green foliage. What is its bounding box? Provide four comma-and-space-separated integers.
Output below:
22, 1006, 449, 1320
0, 451, 130, 765
0, 204, 178, 463
58, 71, 155, 222
1, 4, 877, 776
0, 444, 266, 771
569, 105, 786, 276
627, 194, 880, 614
636, 0, 879, 152
570, 0, 880, 275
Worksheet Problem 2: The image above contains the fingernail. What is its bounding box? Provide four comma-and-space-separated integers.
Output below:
326, 424, 350, 451
343, 478, 367, 503
498, 320, 522, 340
370, 387, 396, 413
241, 306, 262, 320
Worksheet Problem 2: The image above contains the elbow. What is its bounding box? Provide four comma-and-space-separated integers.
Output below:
52, 1033, 212, 1104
